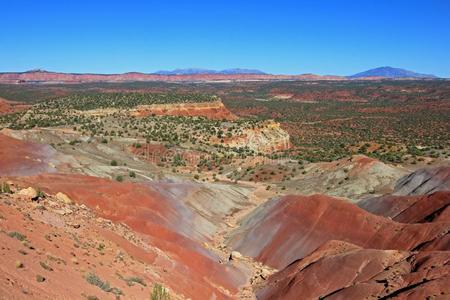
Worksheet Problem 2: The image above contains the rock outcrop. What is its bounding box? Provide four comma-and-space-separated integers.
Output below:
212, 120, 290, 153
131, 100, 237, 120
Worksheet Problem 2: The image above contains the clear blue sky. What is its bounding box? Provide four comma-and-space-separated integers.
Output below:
1, 0, 450, 76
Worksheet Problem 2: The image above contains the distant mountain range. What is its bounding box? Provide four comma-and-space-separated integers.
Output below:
0, 67, 441, 84
349, 66, 437, 79
154, 68, 266, 75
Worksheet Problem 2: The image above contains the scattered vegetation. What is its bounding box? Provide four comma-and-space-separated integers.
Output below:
85, 273, 123, 296
117, 273, 147, 287
1, 81, 448, 165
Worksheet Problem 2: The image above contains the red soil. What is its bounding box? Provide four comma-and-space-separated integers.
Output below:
8, 173, 246, 299
258, 240, 450, 300
0, 133, 57, 176
0, 195, 159, 299
228, 194, 450, 269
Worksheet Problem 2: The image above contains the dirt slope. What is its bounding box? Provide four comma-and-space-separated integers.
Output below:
6, 173, 248, 299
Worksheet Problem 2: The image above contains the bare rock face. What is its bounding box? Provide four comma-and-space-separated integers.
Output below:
227, 194, 450, 270
358, 191, 450, 223
257, 240, 450, 300
212, 120, 291, 153
393, 166, 450, 195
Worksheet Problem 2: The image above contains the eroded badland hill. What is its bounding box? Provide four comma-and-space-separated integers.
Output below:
0, 80, 449, 299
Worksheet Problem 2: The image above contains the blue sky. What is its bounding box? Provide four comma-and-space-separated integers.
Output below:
1, 0, 450, 76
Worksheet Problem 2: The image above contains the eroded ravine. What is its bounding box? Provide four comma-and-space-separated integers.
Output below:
207, 179, 279, 299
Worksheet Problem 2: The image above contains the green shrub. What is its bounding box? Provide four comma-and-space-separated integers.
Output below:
8, 231, 27, 241
151, 283, 170, 300
0, 182, 11, 194
85, 273, 123, 296
110, 160, 118, 166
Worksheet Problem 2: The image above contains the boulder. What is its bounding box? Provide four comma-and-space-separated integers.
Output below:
230, 251, 243, 260
56, 192, 73, 205
18, 187, 38, 199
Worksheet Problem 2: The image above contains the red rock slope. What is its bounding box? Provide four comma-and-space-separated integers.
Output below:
257, 240, 450, 300
227, 194, 450, 270
7, 173, 246, 299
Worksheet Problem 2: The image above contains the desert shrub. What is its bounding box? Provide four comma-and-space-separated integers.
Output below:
110, 160, 118, 166
86, 273, 123, 296
115, 175, 124, 182
150, 283, 170, 300
0, 182, 11, 194
117, 274, 147, 287
8, 231, 27, 241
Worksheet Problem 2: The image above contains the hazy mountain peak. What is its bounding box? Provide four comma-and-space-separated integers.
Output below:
350, 66, 437, 78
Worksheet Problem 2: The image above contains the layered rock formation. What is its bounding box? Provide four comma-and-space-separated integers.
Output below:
0, 70, 345, 84
131, 100, 237, 120
212, 120, 291, 153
